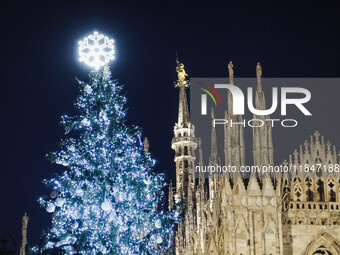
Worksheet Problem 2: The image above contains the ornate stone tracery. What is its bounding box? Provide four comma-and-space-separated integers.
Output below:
169, 62, 340, 254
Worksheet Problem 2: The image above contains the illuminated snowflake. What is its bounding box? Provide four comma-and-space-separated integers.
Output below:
78, 31, 115, 70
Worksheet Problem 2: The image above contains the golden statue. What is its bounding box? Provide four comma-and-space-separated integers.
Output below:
228, 61, 234, 79
256, 62, 262, 78
176, 59, 188, 85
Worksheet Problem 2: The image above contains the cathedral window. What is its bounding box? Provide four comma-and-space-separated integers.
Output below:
305, 177, 314, 201
294, 177, 301, 183
184, 160, 188, 169
178, 147, 182, 156
317, 179, 325, 202
283, 193, 290, 212
312, 246, 332, 255
328, 180, 336, 202
329, 190, 336, 202
306, 189, 313, 201
293, 185, 302, 201
184, 146, 188, 155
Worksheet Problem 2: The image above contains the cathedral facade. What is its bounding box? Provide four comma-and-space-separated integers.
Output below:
168, 62, 340, 255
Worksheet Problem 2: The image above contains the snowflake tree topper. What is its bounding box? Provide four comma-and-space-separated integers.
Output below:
78, 31, 115, 70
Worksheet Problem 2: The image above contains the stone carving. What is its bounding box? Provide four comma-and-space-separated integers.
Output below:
19, 213, 29, 255
169, 63, 340, 255
256, 62, 262, 78
227, 61, 234, 79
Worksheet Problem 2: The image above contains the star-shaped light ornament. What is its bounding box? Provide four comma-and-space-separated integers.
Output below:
78, 31, 115, 70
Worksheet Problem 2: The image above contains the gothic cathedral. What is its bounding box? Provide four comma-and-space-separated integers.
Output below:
169, 61, 340, 255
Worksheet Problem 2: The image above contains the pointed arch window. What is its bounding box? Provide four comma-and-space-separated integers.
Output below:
283, 192, 290, 212
184, 146, 188, 155
317, 179, 325, 202
305, 177, 314, 201
293, 184, 302, 201
312, 246, 333, 254
328, 179, 336, 202
184, 160, 189, 169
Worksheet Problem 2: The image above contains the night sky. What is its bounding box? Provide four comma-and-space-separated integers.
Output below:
1, 0, 339, 248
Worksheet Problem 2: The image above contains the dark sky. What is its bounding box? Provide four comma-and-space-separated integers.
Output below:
1, 0, 339, 248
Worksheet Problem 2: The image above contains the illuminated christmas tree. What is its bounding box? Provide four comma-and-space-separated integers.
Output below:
38, 66, 179, 254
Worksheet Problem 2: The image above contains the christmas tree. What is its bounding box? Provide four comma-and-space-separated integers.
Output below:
37, 67, 179, 254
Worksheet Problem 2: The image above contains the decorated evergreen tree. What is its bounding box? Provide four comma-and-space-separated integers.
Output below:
37, 67, 179, 254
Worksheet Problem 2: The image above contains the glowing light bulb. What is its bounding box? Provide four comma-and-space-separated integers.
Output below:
78, 31, 115, 70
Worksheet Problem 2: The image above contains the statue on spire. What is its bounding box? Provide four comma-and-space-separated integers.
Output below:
211, 107, 215, 120
176, 59, 188, 86
256, 62, 262, 78
228, 61, 234, 79
19, 213, 29, 255
143, 137, 149, 154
